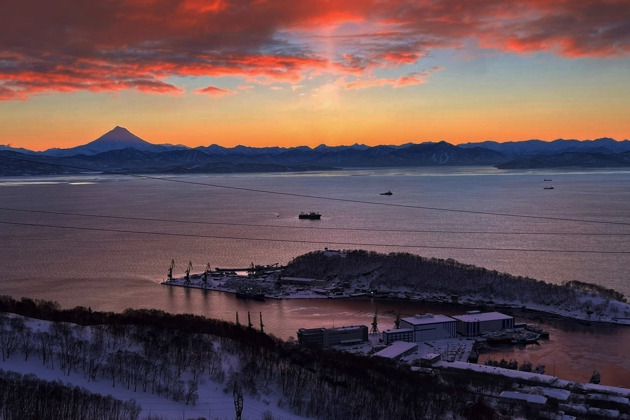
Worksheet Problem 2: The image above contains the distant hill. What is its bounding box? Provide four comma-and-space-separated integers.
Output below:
497, 151, 630, 169
2, 128, 630, 176
460, 137, 630, 157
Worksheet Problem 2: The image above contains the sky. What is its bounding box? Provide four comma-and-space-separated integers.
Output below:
1, 0, 629, 150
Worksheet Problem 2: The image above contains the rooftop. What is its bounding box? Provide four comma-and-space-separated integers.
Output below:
373, 341, 418, 359
452, 311, 513, 323
401, 313, 456, 326
383, 328, 413, 334
298, 325, 366, 333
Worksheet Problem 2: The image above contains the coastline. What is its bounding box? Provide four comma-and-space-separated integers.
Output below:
162, 272, 630, 328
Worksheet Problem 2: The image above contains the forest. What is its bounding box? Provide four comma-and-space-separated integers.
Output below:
283, 250, 629, 319
0, 295, 568, 420
0, 369, 141, 420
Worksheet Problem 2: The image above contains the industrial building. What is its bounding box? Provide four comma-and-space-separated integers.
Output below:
452, 311, 514, 337
297, 325, 368, 348
373, 341, 418, 360
382, 328, 414, 345
399, 314, 457, 342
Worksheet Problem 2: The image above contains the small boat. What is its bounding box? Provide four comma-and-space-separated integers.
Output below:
380, 191, 393, 196
544, 179, 552, 182
589, 371, 601, 384
483, 332, 513, 344
512, 331, 540, 344
544, 186, 554, 190
525, 324, 549, 339
298, 212, 321, 220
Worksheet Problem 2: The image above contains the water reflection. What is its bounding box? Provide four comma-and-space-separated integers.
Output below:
153, 286, 630, 387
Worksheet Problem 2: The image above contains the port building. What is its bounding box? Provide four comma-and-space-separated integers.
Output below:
373, 341, 418, 360
452, 311, 514, 337
297, 325, 368, 348
399, 314, 457, 342
382, 328, 415, 345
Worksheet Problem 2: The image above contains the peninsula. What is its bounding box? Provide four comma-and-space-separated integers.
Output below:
162, 249, 630, 326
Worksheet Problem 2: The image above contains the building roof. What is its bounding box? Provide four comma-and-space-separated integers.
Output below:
383, 328, 413, 334
401, 314, 455, 326
330, 325, 366, 331
452, 311, 513, 323
421, 353, 441, 361
373, 341, 418, 359
298, 325, 366, 333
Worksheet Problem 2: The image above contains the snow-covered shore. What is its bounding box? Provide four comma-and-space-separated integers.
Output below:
162, 270, 630, 327
2, 299, 629, 420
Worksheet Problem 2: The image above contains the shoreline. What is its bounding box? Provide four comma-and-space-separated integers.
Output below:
161, 274, 630, 328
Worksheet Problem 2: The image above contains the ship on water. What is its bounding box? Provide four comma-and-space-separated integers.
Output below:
299, 212, 321, 219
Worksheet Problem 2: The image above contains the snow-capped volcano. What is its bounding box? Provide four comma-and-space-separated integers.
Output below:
85, 126, 154, 152
41, 126, 186, 157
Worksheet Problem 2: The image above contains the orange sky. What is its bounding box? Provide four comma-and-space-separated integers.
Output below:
1, 0, 629, 150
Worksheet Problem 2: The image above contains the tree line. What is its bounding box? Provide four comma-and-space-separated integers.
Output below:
0, 369, 141, 420
0, 295, 539, 419
283, 250, 629, 318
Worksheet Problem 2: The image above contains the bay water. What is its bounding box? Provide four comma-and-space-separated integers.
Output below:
1, 168, 630, 386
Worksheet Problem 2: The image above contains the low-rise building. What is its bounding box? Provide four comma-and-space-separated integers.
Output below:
400, 314, 457, 342
420, 353, 442, 367
452, 311, 514, 337
297, 325, 368, 348
382, 328, 414, 345
373, 341, 418, 360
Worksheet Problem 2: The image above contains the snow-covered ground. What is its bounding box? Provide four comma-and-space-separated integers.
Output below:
164, 271, 630, 327
3, 311, 629, 420
0, 315, 314, 420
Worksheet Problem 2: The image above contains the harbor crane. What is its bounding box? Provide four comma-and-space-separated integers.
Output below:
167, 259, 174, 282
184, 261, 192, 285
202, 263, 211, 287
371, 309, 379, 335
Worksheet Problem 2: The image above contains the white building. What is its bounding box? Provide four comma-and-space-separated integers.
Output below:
399, 314, 457, 342
373, 341, 418, 360
452, 311, 514, 337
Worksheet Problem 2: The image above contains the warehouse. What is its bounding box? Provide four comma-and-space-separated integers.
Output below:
452, 311, 514, 337
373, 341, 418, 360
399, 314, 457, 342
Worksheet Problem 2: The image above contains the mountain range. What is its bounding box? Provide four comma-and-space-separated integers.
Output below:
1, 126, 630, 176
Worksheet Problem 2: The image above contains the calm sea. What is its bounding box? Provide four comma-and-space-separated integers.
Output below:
1, 167, 630, 386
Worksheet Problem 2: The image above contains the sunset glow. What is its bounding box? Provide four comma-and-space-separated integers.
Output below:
1, 0, 629, 150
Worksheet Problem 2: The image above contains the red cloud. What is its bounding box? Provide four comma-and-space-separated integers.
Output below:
344, 67, 441, 90
0, 0, 628, 100
195, 85, 236, 97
